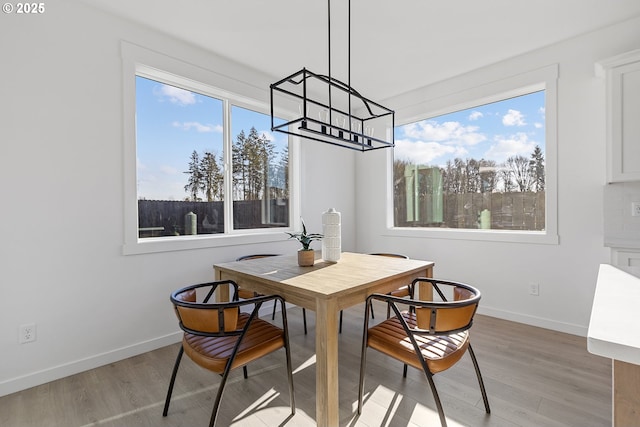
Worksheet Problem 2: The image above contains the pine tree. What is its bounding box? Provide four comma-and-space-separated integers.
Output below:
184, 150, 203, 201
200, 151, 223, 202
529, 145, 545, 192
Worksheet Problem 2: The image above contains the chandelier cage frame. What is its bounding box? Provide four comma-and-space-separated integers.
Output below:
269, 0, 395, 152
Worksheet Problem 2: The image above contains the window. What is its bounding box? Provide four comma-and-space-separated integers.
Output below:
136, 75, 289, 239
394, 91, 545, 231
121, 42, 298, 254
389, 64, 558, 244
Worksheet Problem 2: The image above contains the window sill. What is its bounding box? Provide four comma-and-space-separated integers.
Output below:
386, 227, 559, 245
122, 231, 289, 255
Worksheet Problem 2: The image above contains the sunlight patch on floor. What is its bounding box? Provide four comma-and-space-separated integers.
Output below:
293, 354, 316, 374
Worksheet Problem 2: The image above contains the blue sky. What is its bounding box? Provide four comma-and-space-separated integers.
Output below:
394, 90, 545, 167
136, 76, 287, 200
136, 76, 544, 200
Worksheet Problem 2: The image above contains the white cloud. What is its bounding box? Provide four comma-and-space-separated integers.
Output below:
502, 109, 526, 126
401, 120, 486, 146
469, 111, 483, 121
484, 132, 537, 163
160, 165, 179, 175
155, 84, 196, 106
394, 139, 468, 164
172, 121, 222, 133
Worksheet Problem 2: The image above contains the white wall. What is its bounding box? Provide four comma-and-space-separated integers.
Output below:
0, 1, 355, 396
2, 0, 638, 398
356, 15, 640, 335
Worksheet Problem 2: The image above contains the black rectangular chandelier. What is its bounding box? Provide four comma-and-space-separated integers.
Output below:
269, 0, 395, 152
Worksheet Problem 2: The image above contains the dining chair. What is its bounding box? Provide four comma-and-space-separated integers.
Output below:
237, 254, 308, 335
163, 280, 295, 427
338, 253, 410, 333
357, 278, 490, 427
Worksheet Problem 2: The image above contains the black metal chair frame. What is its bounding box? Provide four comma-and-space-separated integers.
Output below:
163, 280, 295, 427
357, 278, 490, 427
236, 254, 308, 335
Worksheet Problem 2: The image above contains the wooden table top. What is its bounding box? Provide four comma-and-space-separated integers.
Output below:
214, 251, 434, 300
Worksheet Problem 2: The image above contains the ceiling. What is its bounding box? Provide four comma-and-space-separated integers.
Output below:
78, 0, 640, 101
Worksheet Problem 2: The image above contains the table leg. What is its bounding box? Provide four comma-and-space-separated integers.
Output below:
417, 267, 434, 300
213, 269, 230, 301
316, 297, 339, 427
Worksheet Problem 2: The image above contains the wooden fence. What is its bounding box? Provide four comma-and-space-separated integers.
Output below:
138, 199, 289, 237
394, 191, 546, 230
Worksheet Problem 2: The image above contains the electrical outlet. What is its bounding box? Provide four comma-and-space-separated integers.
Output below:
529, 283, 539, 296
632, 202, 640, 217
19, 323, 36, 344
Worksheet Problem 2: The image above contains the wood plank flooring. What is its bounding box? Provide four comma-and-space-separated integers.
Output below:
0, 302, 612, 427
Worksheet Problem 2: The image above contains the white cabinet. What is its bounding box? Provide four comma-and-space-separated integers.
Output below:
596, 49, 640, 182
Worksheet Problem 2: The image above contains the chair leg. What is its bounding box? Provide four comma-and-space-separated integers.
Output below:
339, 310, 343, 334
425, 371, 448, 427
272, 300, 277, 320
242, 366, 248, 379
279, 297, 296, 415
357, 346, 368, 414
284, 329, 296, 415
402, 364, 408, 378
358, 300, 373, 415
468, 344, 491, 413
302, 308, 307, 335
163, 345, 184, 416
370, 301, 375, 319
209, 362, 234, 427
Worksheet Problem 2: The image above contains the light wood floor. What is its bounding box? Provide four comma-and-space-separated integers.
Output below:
0, 303, 612, 427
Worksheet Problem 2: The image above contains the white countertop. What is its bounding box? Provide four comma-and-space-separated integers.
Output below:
588, 264, 640, 364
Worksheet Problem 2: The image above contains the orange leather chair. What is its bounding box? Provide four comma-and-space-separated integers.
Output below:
163, 280, 295, 427
358, 278, 490, 427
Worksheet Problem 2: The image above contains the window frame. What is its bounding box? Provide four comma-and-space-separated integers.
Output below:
121, 42, 300, 255
387, 64, 558, 244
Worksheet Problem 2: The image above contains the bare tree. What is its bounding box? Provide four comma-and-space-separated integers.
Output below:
505, 155, 534, 191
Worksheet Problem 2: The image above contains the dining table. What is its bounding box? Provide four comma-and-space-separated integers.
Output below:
213, 251, 434, 427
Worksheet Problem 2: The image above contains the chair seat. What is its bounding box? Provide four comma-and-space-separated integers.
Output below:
183, 313, 285, 374
367, 312, 469, 374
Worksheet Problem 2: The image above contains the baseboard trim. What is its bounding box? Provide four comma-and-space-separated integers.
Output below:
478, 306, 588, 337
0, 332, 182, 398
1, 303, 285, 398
1, 304, 584, 398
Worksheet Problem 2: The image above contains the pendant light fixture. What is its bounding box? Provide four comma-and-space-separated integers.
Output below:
270, 0, 394, 151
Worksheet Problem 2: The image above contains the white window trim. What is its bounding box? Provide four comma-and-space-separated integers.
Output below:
121, 41, 300, 255
386, 64, 559, 245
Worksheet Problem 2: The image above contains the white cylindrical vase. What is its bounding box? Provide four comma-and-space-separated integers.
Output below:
322, 208, 341, 262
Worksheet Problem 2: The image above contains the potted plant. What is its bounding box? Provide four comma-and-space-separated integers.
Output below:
286, 219, 323, 266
